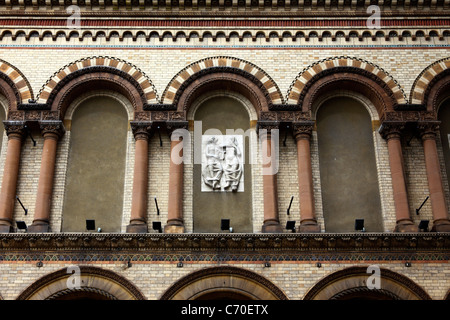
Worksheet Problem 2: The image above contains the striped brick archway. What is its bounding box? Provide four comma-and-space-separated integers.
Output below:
37, 56, 159, 116
0, 59, 34, 109
286, 56, 407, 112
161, 56, 284, 107
410, 57, 450, 110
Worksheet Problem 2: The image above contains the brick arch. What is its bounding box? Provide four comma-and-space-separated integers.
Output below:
37, 56, 159, 107
287, 56, 406, 109
16, 266, 146, 300
160, 266, 288, 300
162, 56, 284, 106
0, 59, 34, 108
410, 57, 450, 111
304, 266, 431, 300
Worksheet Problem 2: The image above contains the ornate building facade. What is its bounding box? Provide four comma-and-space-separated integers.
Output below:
0, 1, 449, 300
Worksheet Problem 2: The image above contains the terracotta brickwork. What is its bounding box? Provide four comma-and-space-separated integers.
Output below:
0, 2, 449, 300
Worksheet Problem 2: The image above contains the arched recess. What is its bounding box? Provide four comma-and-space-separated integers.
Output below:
314, 95, 383, 232
304, 266, 431, 300
61, 94, 129, 232
17, 266, 146, 300
189, 91, 257, 233
295, 59, 400, 233
163, 58, 282, 233
286, 56, 406, 116
413, 59, 450, 227
160, 266, 288, 300
37, 56, 159, 118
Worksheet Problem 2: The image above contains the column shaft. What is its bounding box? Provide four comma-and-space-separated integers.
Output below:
421, 126, 450, 232
29, 133, 59, 232
127, 123, 151, 233
382, 125, 417, 232
260, 130, 282, 233
0, 130, 23, 233
295, 125, 320, 232
165, 138, 185, 233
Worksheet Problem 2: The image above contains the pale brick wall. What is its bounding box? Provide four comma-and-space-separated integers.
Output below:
0, 43, 448, 232
0, 261, 448, 300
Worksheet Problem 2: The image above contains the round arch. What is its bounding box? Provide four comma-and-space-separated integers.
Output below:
162, 56, 284, 114
160, 266, 288, 300
304, 266, 431, 300
286, 56, 405, 118
410, 57, 450, 109
37, 56, 159, 118
17, 266, 146, 300
0, 59, 34, 109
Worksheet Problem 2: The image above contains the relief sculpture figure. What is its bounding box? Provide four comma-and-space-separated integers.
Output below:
202, 136, 223, 190
223, 137, 243, 192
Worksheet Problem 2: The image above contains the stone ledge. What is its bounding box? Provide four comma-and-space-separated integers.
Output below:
0, 232, 449, 252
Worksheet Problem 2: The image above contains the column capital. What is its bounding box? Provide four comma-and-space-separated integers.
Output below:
292, 121, 315, 141
378, 121, 405, 140
257, 121, 279, 139
130, 121, 153, 141
3, 121, 26, 139
166, 121, 189, 140
417, 121, 440, 141
39, 120, 65, 139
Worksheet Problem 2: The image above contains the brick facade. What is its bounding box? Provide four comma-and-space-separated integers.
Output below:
0, 2, 449, 300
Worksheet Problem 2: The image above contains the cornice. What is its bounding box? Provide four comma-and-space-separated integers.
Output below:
0, 233, 449, 253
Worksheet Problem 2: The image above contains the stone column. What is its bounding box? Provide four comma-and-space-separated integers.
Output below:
293, 122, 320, 233
0, 121, 25, 233
259, 122, 282, 233
164, 122, 188, 233
418, 121, 450, 232
126, 122, 152, 233
29, 121, 65, 233
379, 122, 418, 232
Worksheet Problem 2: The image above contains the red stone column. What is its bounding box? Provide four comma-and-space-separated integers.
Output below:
0, 122, 25, 233
29, 121, 65, 233
380, 122, 418, 232
259, 123, 282, 233
293, 122, 320, 233
126, 122, 152, 233
418, 122, 450, 232
164, 123, 188, 233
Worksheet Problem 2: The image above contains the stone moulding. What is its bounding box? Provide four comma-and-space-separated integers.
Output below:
0, 233, 449, 252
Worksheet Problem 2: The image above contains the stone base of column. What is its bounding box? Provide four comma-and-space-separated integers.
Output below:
431, 219, 450, 232
164, 219, 185, 233
28, 221, 50, 233
164, 224, 185, 233
0, 224, 13, 233
262, 220, 283, 233
126, 223, 148, 233
299, 220, 321, 233
394, 220, 418, 232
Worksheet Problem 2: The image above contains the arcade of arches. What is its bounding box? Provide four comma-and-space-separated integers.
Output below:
0, 55, 448, 301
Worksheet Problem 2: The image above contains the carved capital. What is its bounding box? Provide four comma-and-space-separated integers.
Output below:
130, 121, 152, 141
3, 121, 26, 138
417, 121, 440, 141
166, 121, 189, 140
39, 120, 65, 139
257, 121, 279, 139
378, 121, 405, 140
292, 121, 315, 140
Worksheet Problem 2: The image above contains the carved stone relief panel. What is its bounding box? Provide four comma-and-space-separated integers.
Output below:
201, 135, 244, 192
